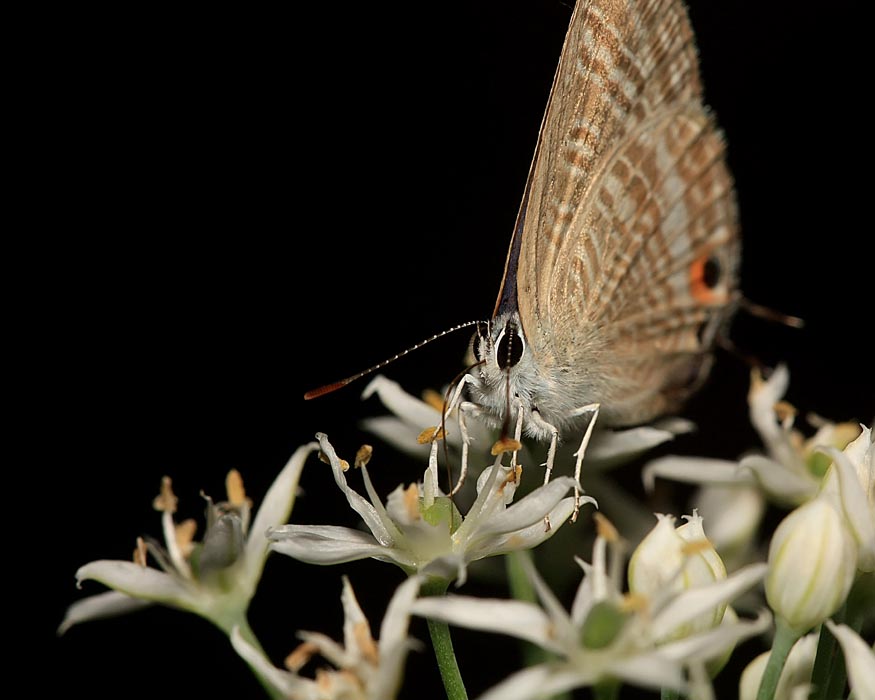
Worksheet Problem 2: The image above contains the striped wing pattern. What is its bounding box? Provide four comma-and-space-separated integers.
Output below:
516, 0, 740, 426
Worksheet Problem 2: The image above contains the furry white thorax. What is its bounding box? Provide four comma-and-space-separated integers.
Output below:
467, 310, 597, 442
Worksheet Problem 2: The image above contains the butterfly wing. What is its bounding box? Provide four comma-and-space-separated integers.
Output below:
513, 0, 740, 426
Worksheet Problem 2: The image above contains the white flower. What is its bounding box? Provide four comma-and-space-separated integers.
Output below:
59, 444, 312, 635
825, 620, 875, 699
738, 632, 818, 700
231, 575, 421, 700
362, 374, 693, 541
411, 516, 770, 699
819, 424, 875, 572
643, 365, 862, 508
628, 512, 727, 640
268, 433, 592, 585
765, 496, 858, 634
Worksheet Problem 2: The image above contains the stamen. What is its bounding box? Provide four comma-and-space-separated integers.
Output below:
355, 445, 373, 469
152, 476, 178, 514
422, 388, 445, 411
417, 426, 445, 444
774, 400, 797, 428
133, 537, 148, 567
403, 483, 420, 521
285, 641, 319, 671
225, 469, 248, 507
491, 437, 522, 455
594, 513, 619, 543
175, 518, 198, 558
353, 621, 379, 665
621, 592, 649, 614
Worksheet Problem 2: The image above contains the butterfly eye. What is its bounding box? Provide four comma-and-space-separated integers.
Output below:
495, 324, 525, 369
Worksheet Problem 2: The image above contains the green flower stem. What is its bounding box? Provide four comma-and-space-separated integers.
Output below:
506, 551, 572, 700
660, 689, 681, 700
756, 617, 801, 700
421, 577, 468, 700
810, 630, 840, 700
593, 680, 620, 700
813, 573, 875, 700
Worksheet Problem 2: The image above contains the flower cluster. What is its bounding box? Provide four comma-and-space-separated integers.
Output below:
60, 371, 874, 700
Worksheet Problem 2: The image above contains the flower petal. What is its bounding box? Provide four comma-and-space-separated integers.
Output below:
738, 455, 817, 505
819, 444, 875, 571
608, 652, 685, 691
229, 626, 297, 697
749, 364, 804, 472
58, 590, 152, 635
659, 608, 772, 663
411, 595, 563, 654
473, 477, 578, 538
650, 563, 767, 640
825, 620, 875, 698
642, 457, 754, 493
242, 442, 315, 591
373, 575, 422, 700
468, 498, 577, 561
268, 524, 415, 567
75, 560, 201, 611
477, 664, 588, 700
362, 375, 443, 431
588, 423, 688, 467
360, 416, 431, 458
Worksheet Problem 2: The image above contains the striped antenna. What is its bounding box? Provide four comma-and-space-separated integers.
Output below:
304, 320, 484, 400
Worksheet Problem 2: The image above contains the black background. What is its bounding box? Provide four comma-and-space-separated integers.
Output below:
39, 2, 872, 699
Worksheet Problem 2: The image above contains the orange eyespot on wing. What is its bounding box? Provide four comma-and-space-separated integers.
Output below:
688, 253, 722, 304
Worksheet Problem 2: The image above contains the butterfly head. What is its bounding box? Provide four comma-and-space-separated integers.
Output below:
469, 310, 550, 437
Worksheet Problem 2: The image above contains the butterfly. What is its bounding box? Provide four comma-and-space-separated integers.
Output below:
466, 0, 740, 460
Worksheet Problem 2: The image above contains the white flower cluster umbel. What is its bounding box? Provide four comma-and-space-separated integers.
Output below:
60, 371, 874, 700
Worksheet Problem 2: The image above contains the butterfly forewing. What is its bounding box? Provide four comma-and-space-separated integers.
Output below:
511, 0, 740, 426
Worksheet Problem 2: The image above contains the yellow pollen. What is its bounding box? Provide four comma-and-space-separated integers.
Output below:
498, 466, 522, 494
339, 459, 350, 472
152, 476, 178, 514
417, 426, 445, 444
403, 483, 421, 520
748, 368, 765, 399
594, 513, 619, 542
774, 400, 797, 426
681, 539, 713, 556
354, 620, 379, 665
225, 469, 247, 507
491, 437, 522, 455
315, 668, 333, 691
285, 641, 319, 671
422, 388, 445, 411
175, 518, 198, 558
355, 444, 373, 469
133, 537, 148, 567
621, 592, 649, 614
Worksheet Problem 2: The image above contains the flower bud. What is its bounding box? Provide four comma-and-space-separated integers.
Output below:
765, 497, 858, 633
628, 512, 727, 640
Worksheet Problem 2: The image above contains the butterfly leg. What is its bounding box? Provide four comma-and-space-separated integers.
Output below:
449, 400, 478, 497
529, 409, 559, 531
569, 404, 600, 522
439, 372, 492, 496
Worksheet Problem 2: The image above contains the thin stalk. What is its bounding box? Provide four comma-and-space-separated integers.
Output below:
756, 617, 801, 700
421, 576, 468, 700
